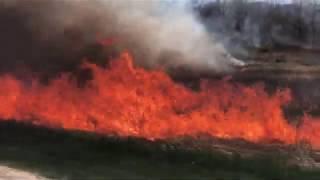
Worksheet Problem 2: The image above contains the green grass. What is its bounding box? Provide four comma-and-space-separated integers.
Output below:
0, 121, 318, 180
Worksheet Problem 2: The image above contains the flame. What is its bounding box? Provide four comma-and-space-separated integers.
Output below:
0, 51, 319, 148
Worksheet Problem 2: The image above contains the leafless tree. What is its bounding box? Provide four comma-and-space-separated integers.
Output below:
308, 0, 320, 47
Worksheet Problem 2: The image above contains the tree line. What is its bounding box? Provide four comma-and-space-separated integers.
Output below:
194, 0, 320, 51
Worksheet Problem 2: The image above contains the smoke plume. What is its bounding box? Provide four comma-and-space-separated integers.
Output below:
0, 0, 244, 80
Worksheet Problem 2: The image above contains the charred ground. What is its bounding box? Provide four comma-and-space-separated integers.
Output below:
0, 120, 320, 180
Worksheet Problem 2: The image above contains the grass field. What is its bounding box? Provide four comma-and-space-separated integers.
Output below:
0, 121, 319, 180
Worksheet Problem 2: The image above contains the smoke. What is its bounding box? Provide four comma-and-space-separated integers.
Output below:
0, 0, 244, 80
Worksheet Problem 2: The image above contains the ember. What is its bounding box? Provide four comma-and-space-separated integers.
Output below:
0, 51, 319, 148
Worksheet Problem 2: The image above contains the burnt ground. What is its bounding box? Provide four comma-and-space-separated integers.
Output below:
0, 120, 319, 180
248, 48, 320, 65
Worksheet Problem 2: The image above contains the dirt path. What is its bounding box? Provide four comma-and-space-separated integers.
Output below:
0, 166, 47, 180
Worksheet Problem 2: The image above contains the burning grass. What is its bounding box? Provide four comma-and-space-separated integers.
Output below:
0, 51, 320, 149
0, 49, 319, 179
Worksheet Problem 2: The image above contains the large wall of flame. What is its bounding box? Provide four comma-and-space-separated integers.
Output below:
0, 51, 319, 148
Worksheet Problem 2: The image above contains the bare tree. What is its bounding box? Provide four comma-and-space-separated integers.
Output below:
308, 0, 320, 47
223, 0, 249, 33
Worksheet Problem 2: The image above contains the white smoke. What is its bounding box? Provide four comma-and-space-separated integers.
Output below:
0, 0, 245, 75
100, 0, 245, 73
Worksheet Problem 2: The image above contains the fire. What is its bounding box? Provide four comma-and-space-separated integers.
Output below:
0, 51, 319, 148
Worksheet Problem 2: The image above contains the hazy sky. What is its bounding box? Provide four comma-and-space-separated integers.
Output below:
253, 0, 292, 3
195, 0, 319, 4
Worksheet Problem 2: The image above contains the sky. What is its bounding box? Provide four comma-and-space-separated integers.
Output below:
193, 0, 319, 4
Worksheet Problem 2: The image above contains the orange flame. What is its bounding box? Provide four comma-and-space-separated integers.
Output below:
0, 51, 319, 148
